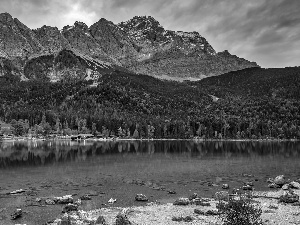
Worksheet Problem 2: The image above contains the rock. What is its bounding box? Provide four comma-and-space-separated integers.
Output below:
244, 181, 254, 186
9, 189, 25, 195
11, 208, 22, 220
188, 193, 198, 200
215, 191, 229, 201
279, 193, 299, 203
172, 216, 193, 222
135, 194, 148, 202
194, 209, 219, 216
167, 190, 176, 194
35, 198, 42, 202
282, 184, 290, 190
115, 213, 132, 225
242, 185, 253, 191
205, 210, 220, 216
108, 198, 116, 204
274, 175, 286, 186
195, 200, 211, 206
268, 204, 278, 209
58, 214, 71, 225
194, 209, 205, 215
62, 203, 78, 213
267, 178, 274, 183
54, 195, 73, 204
222, 184, 229, 189
242, 173, 253, 177
292, 202, 300, 206
290, 181, 300, 189
173, 198, 190, 205
95, 215, 107, 225
80, 194, 92, 200
268, 183, 280, 189
46, 199, 55, 205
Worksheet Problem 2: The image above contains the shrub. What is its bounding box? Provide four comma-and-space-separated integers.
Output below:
217, 193, 263, 225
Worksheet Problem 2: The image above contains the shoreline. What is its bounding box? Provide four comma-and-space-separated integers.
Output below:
1, 137, 299, 143
48, 189, 300, 225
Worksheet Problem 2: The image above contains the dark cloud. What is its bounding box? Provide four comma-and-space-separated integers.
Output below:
0, 0, 299, 68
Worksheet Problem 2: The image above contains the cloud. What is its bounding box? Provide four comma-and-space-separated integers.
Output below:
0, 0, 299, 68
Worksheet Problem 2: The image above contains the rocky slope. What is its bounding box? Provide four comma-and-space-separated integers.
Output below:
0, 12, 259, 81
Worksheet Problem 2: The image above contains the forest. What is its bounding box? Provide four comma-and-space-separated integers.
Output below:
0, 66, 300, 139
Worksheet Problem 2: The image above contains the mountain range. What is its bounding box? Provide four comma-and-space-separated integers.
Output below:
0, 12, 259, 81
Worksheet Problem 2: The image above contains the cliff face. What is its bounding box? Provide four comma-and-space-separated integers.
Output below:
0, 13, 259, 81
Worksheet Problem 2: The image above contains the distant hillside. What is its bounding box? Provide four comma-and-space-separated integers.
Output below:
0, 12, 258, 81
0, 67, 299, 139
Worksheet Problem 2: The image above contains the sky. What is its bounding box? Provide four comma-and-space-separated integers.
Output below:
1, 0, 300, 68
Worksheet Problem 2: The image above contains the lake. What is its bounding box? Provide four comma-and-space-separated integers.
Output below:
0, 140, 300, 224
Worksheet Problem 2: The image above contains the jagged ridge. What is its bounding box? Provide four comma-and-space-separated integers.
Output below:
0, 13, 259, 81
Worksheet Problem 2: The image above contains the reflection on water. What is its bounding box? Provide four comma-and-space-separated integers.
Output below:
0, 140, 299, 168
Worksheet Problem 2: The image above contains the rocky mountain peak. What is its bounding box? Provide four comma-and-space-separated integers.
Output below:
0, 12, 14, 24
74, 21, 89, 32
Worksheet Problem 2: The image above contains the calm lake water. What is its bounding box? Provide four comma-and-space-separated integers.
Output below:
1, 140, 300, 224
1, 140, 300, 189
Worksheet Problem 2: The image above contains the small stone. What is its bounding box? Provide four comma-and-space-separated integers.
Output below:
282, 184, 290, 190
205, 210, 220, 216
46, 199, 55, 205
135, 194, 148, 202
35, 198, 42, 202
244, 181, 254, 186
290, 181, 300, 189
267, 178, 274, 183
189, 193, 198, 200
268, 183, 280, 189
80, 194, 92, 200
274, 175, 286, 186
11, 208, 22, 220
268, 204, 278, 209
54, 195, 73, 204
242, 185, 253, 191
62, 203, 78, 213
194, 209, 205, 215
215, 191, 229, 201
95, 215, 107, 225
173, 197, 190, 205
167, 190, 176, 194
115, 213, 132, 225
222, 184, 229, 189
292, 202, 300, 206
108, 198, 116, 204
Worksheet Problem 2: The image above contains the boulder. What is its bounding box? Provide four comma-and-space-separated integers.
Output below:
290, 181, 300, 189
11, 208, 22, 220
274, 175, 286, 186
173, 198, 190, 205
279, 193, 299, 203
135, 194, 148, 202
